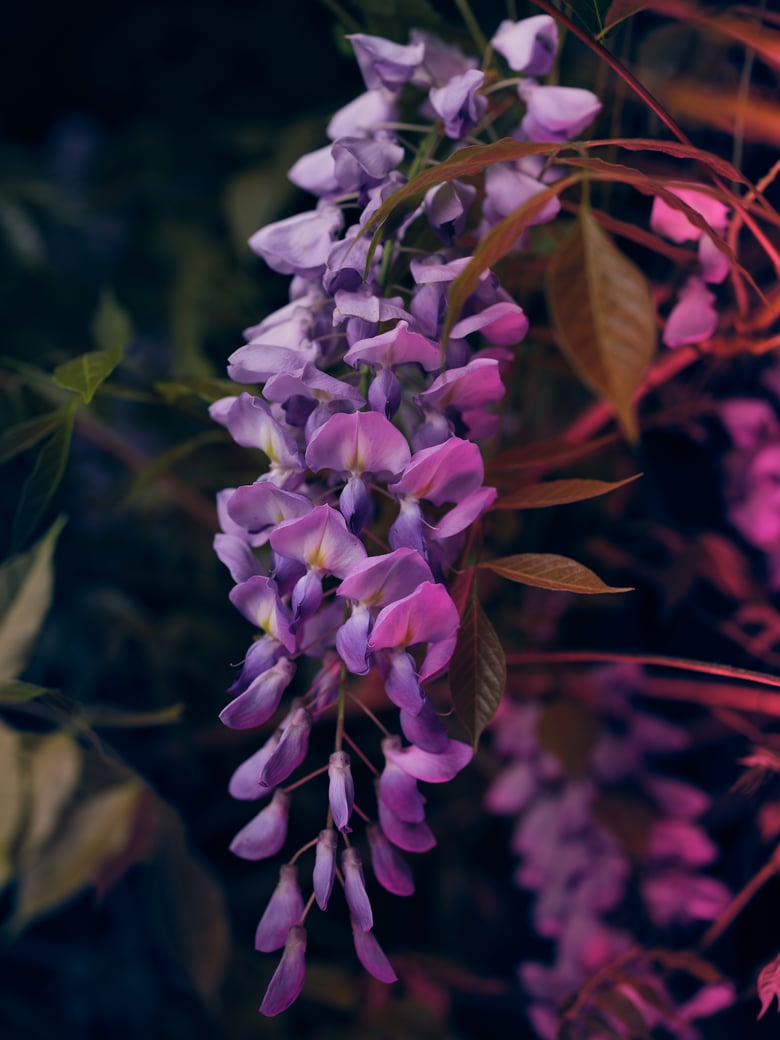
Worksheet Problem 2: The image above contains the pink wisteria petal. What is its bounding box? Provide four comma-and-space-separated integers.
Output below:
352, 924, 398, 983
342, 847, 373, 931
227, 483, 312, 539
698, 233, 730, 284
450, 302, 529, 346
663, 276, 718, 347
367, 824, 415, 897
327, 89, 398, 140
229, 576, 296, 654
368, 581, 460, 651
519, 83, 601, 143
213, 533, 262, 583
259, 707, 312, 789
431, 486, 498, 540
492, 15, 558, 75
227, 342, 317, 384
270, 504, 367, 577
483, 163, 561, 229
255, 865, 305, 952
305, 411, 411, 480
249, 204, 344, 278
429, 67, 487, 139
337, 547, 433, 607
650, 186, 729, 243
263, 365, 365, 411
328, 751, 355, 832
400, 696, 450, 754
228, 731, 281, 801
416, 358, 505, 416
378, 798, 437, 852
379, 745, 427, 822
348, 33, 425, 91
343, 320, 442, 371
230, 790, 290, 861
210, 393, 304, 481
389, 437, 485, 504
259, 926, 307, 1017
384, 739, 473, 783
384, 650, 426, 715
219, 657, 296, 730
333, 290, 412, 327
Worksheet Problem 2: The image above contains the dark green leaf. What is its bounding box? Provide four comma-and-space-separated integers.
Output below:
546, 209, 656, 442
480, 553, 632, 594
0, 408, 70, 466
0, 517, 66, 681
12, 409, 74, 549
449, 596, 506, 749
53, 345, 122, 404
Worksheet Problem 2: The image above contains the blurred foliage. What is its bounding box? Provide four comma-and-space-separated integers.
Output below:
1, 0, 779, 1037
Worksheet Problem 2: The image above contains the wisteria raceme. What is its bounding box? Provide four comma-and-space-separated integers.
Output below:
485, 666, 733, 1039
212, 14, 607, 1017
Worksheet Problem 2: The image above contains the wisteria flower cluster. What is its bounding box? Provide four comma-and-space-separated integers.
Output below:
211, 15, 603, 1015
486, 666, 734, 1039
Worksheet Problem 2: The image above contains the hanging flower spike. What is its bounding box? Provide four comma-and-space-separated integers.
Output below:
259, 926, 307, 1017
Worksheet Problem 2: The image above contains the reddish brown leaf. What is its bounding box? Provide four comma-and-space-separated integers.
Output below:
493, 474, 641, 510
546, 209, 656, 441
449, 596, 506, 749
480, 553, 632, 594
487, 434, 617, 474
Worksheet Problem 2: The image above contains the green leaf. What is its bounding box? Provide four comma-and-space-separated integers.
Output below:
0, 680, 50, 703
53, 293, 129, 404
153, 378, 238, 404
493, 474, 641, 510
536, 700, 599, 777
0, 721, 22, 890
0, 408, 70, 466
78, 702, 184, 728
91, 289, 133, 356
480, 553, 632, 594
0, 517, 65, 682
546, 208, 656, 442
19, 732, 82, 863
11, 780, 144, 929
449, 596, 506, 749
12, 409, 74, 549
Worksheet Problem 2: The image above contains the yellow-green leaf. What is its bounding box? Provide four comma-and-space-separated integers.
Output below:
0, 721, 22, 889
0, 408, 71, 467
53, 296, 128, 404
493, 474, 641, 510
546, 208, 656, 442
480, 553, 632, 594
0, 517, 65, 681
19, 732, 82, 862
0, 680, 49, 703
449, 596, 506, 749
11, 780, 143, 929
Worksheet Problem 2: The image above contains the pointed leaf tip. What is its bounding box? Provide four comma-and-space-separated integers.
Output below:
480, 553, 632, 594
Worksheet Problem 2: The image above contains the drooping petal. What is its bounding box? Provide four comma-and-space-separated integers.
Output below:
378, 797, 437, 853
228, 731, 282, 801
367, 824, 415, 896
313, 828, 338, 910
416, 359, 505, 420
430, 487, 497, 541
379, 743, 427, 822
343, 320, 442, 372
336, 604, 372, 675
332, 136, 405, 193
663, 276, 718, 347
255, 865, 305, 952
352, 922, 398, 983
383, 650, 425, 715
492, 15, 558, 75
400, 696, 450, 754
518, 83, 601, 143
287, 145, 340, 197
327, 89, 399, 140
230, 790, 291, 860
424, 180, 477, 243
220, 657, 296, 730
250, 205, 344, 278
384, 738, 473, 782
259, 926, 307, 1016
347, 33, 425, 91
328, 751, 355, 832
450, 302, 529, 346
429, 68, 487, 139
213, 533, 262, 583
342, 847, 373, 931
260, 707, 312, 789
210, 393, 304, 483
650, 186, 729, 243
227, 484, 312, 540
